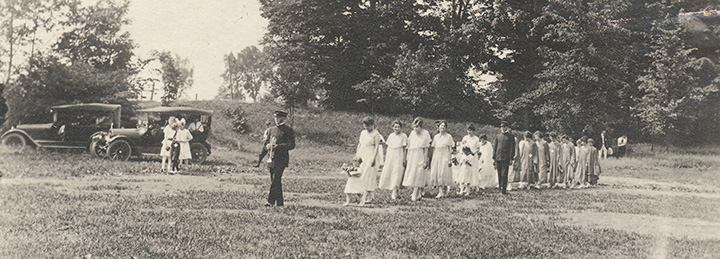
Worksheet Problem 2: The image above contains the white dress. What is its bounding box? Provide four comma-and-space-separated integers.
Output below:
428, 133, 454, 186
476, 141, 497, 188
456, 153, 474, 184
402, 129, 431, 188
160, 125, 175, 157
178, 129, 193, 160
461, 135, 481, 186
378, 132, 407, 190
354, 129, 384, 192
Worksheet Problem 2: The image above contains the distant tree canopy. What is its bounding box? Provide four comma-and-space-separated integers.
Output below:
218, 46, 267, 102
260, 0, 720, 145
154, 50, 194, 106
2, 0, 140, 127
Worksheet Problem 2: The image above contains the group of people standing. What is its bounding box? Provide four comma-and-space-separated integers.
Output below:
343, 117, 605, 206
343, 117, 496, 205
160, 116, 199, 173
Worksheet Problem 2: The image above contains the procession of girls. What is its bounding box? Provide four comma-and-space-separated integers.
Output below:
343, 117, 602, 206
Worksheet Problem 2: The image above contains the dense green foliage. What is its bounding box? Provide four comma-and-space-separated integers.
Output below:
2, 0, 140, 127
259, 0, 720, 144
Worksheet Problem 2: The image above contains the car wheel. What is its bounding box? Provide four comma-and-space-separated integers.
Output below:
190, 143, 208, 164
89, 139, 107, 158
107, 140, 132, 161
2, 133, 28, 151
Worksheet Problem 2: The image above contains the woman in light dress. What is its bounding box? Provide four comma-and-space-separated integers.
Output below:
548, 133, 563, 188
476, 134, 497, 189
160, 116, 177, 172
178, 119, 194, 167
428, 121, 454, 198
459, 124, 481, 195
345, 117, 385, 206
561, 135, 576, 187
573, 138, 589, 188
518, 131, 537, 189
378, 120, 407, 200
402, 117, 432, 201
586, 138, 602, 186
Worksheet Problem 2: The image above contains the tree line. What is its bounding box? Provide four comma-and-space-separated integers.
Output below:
0, 0, 194, 128
219, 0, 720, 146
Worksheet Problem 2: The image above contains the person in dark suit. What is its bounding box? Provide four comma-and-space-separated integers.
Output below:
493, 121, 516, 194
264, 111, 296, 207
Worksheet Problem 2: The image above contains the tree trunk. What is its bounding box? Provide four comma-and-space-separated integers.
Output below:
6, 10, 14, 85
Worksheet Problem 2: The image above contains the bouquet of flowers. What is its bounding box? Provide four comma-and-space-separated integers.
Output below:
341, 162, 361, 177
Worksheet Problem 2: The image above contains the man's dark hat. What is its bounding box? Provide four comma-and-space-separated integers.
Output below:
274, 110, 288, 117
500, 121, 509, 127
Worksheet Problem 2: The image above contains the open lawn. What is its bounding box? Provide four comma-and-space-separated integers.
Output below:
2, 143, 720, 258
2, 101, 719, 258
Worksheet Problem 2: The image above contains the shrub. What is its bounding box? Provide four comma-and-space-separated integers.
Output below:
222, 106, 251, 134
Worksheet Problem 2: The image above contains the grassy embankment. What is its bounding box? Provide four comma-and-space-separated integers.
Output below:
1, 100, 719, 258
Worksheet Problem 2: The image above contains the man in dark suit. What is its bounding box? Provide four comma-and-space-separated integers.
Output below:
493, 121, 515, 194
264, 111, 295, 207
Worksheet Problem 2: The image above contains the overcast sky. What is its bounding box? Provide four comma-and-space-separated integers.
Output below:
125, 0, 267, 100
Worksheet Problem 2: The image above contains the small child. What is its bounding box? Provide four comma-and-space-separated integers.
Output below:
254, 120, 274, 167
456, 146, 474, 196
343, 159, 365, 206
170, 123, 182, 173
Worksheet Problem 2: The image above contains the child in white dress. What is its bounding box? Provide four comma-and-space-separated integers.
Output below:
456, 147, 475, 195
402, 117, 432, 201
378, 120, 407, 200
345, 117, 384, 206
428, 120, 454, 198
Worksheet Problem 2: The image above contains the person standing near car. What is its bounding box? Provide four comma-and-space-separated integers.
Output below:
264, 111, 295, 207
178, 119, 194, 167
160, 116, 177, 172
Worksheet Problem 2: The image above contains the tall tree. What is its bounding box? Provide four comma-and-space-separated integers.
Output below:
0, 0, 64, 84
55, 0, 134, 72
218, 46, 267, 102
153, 51, 193, 106
261, 0, 432, 110
634, 19, 720, 145
3, 0, 139, 128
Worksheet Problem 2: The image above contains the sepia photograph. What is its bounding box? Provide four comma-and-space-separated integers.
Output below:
1, 0, 719, 258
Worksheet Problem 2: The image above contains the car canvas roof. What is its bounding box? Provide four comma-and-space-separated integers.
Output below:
136, 106, 213, 115
50, 103, 121, 112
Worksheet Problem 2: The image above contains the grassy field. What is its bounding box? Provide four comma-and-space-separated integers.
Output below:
2, 101, 720, 258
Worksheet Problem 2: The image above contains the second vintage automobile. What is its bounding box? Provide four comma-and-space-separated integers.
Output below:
91, 106, 212, 164
1, 103, 121, 153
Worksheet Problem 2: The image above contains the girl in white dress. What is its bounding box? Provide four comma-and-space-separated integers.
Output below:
476, 135, 497, 189
428, 121, 454, 198
402, 117, 432, 201
456, 146, 475, 194
160, 116, 176, 172
378, 120, 407, 200
178, 119, 194, 166
460, 124, 481, 195
345, 117, 384, 206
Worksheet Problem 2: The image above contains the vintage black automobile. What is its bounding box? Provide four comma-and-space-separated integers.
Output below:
92, 106, 212, 164
1, 103, 121, 152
